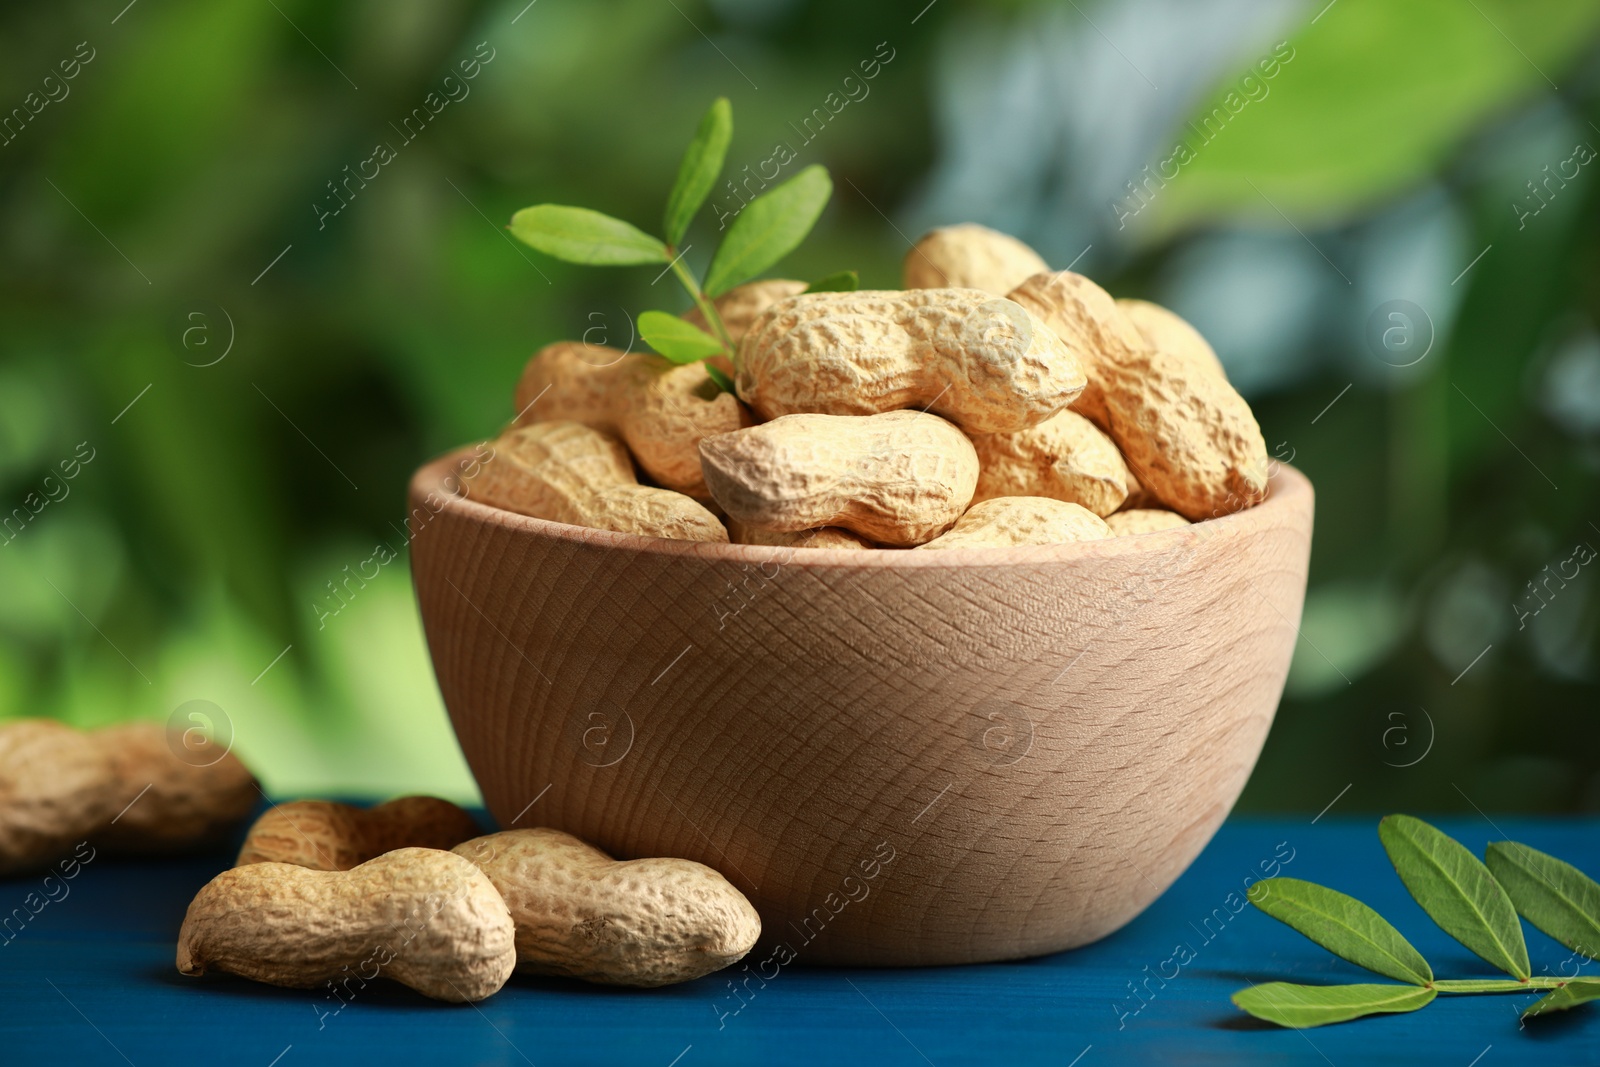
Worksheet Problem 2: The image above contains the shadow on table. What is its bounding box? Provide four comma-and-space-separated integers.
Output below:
1209, 1013, 1281, 1031
144, 963, 723, 1008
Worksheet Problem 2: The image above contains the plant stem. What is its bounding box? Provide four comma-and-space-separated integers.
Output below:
1431, 978, 1565, 994
667, 253, 736, 363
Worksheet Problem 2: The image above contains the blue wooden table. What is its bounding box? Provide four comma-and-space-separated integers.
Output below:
3, 817, 1596, 1066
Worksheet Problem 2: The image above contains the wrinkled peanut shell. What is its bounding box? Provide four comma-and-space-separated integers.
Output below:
1106, 509, 1191, 536
93, 723, 256, 855
700, 411, 979, 547
0, 720, 119, 877
178, 848, 516, 1003
237, 796, 482, 871
916, 497, 1111, 550
454, 829, 761, 987
903, 224, 1049, 296
738, 289, 1084, 434
469, 422, 729, 543
1116, 298, 1226, 379
970, 410, 1130, 516
1010, 272, 1268, 519
513, 342, 747, 498
684, 279, 808, 377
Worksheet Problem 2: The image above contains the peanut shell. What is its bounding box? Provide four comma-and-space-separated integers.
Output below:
1106, 509, 1192, 536
903, 224, 1049, 295
453, 829, 761, 987
513, 342, 747, 498
699, 411, 979, 547
1010, 272, 1268, 519
469, 422, 729, 543
737, 289, 1083, 434
916, 497, 1111, 550
970, 409, 1130, 517
237, 796, 482, 871
177, 848, 516, 1003
0, 720, 119, 876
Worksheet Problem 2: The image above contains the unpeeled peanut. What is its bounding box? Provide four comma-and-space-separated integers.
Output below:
0, 721, 119, 876
916, 497, 1111, 550
236, 796, 481, 871
453, 829, 761, 987
970, 410, 1130, 517
1117, 298, 1226, 379
469, 422, 728, 542
0, 719, 255, 875
177, 848, 516, 1003
726, 519, 874, 550
1106, 509, 1191, 536
737, 289, 1084, 434
699, 411, 979, 547
1007, 271, 1145, 430
1010, 271, 1268, 519
683, 278, 807, 377
903, 224, 1049, 296
513, 341, 747, 498
92, 722, 257, 856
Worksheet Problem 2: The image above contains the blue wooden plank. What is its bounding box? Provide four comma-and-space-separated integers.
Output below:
1, 818, 1596, 1066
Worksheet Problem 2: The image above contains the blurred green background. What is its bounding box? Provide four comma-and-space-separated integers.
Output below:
2, 0, 1597, 811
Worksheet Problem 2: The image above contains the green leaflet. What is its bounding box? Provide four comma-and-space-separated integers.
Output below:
636, 311, 724, 364
704, 165, 832, 297
1248, 878, 1432, 984
1524, 978, 1600, 1019
663, 97, 732, 246
508, 205, 669, 266
1379, 815, 1531, 979
803, 269, 859, 293
506, 100, 828, 359
1232, 982, 1436, 1029
1486, 841, 1600, 961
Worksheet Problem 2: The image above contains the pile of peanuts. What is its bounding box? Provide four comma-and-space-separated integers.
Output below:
1, 720, 760, 1001
469, 223, 1270, 549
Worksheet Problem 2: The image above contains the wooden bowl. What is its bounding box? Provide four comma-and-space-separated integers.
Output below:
409, 454, 1313, 966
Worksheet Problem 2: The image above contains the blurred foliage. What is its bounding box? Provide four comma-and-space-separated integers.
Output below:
1150, 0, 1600, 232
0, 0, 1596, 811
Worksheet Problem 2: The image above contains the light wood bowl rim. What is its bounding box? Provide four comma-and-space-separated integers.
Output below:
411, 449, 1310, 567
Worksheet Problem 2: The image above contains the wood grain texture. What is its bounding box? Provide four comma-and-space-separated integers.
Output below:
408, 454, 1314, 966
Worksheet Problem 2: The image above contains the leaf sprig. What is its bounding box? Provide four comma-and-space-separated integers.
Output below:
507, 98, 852, 390
1234, 815, 1600, 1029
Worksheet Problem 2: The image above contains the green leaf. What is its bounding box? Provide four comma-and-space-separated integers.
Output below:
1524, 978, 1600, 1019
1147, 0, 1600, 236
703, 165, 832, 297
1248, 878, 1432, 984
804, 270, 859, 293
637, 311, 725, 364
1486, 841, 1600, 960
1379, 815, 1530, 979
508, 205, 669, 266
704, 364, 735, 394
1232, 983, 1436, 1029
663, 97, 733, 247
